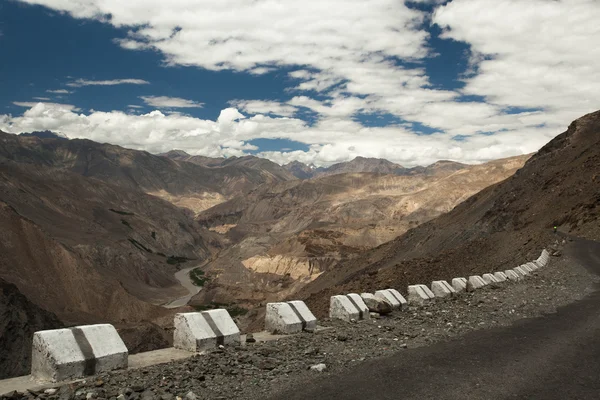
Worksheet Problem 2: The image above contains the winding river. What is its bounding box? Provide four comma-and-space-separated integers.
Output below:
163, 266, 202, 308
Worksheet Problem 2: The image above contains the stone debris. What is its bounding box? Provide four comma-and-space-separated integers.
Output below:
310, 363, 327, 372
493, 272, 508, 282
467, 276, 487, 291
452, 278, 467, 293
407, 285, 434, 305
31, 324, 128, 382
481, 274, 499, 285
174, 310, 240, 353
329, 295, 360, 322
360, 293, 392, 315
430, 281, 456, 298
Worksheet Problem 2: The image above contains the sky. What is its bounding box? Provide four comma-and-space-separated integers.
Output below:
0, 0, 599, 167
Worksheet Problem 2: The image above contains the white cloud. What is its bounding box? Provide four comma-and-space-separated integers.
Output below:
231, 100, 298, 117
128, 105, 144, 109
66, 78, 150, 87
46, 89, 72, 94
12, 102, 81, 112
0, 103, 556, 167
33, 97, 51, 101
140, 96, 203, 109
10, 0, 600, 167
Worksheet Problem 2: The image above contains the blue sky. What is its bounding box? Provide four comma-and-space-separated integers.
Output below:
1, 0, 599, 166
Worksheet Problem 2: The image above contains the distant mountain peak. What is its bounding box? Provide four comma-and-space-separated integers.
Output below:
19, 130, 68, 140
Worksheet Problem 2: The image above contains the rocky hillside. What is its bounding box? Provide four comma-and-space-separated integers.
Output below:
0, 161, 215, 324
0, 132, 296, 214
0, 278, 63, 379
193, 154, 528, 309
282, 157, 467, 179
298, 110, 600, 316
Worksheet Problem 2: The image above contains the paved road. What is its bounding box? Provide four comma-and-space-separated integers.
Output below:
163, 266, 202, 308
272, 238, 600, 400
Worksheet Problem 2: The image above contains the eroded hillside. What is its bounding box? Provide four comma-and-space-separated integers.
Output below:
193, 154, 529, 308
297, 110, 600, 317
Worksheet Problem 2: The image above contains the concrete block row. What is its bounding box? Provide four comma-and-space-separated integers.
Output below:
32, 324, 128, 382
265, 300, 317, 334
174, 309, 241, 353
330, 289, 407, 321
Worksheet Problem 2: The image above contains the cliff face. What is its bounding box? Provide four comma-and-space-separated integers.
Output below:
0, 278, 63, 379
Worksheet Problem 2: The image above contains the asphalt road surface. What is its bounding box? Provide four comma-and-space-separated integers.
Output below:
272, 237, 600, 400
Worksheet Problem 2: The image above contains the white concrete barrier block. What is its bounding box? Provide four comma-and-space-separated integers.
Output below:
520, 264, 534, 273
504, 270, 521, 281
174, 310, 240, 353
468, 276, 487, 290
265, 303, 303, 334
174, 312, 217, 352
526, 262, 539, 271
407, 285, 432, 305
419, 284, 436, 299
388, 289, 408, 309
482, 274, 499, 285
452, 278, 467, 293
202, 309, 240, 346
514, 266, 529, 276
493, 272, 508, 282
32, 324, 128, 382
375, 290, 400, 309
330, 295, 360, 321
287, 300, 318, 332
431, 281, 456, 298
346, 294, 370, 320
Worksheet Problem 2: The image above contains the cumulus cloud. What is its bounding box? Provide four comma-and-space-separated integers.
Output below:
140, 96, 203, 109
9, 0, 600, 166
0, 103, 555, 167
66, 78, 150, 87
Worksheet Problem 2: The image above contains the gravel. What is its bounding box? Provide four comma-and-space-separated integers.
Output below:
4, 243, 597, 400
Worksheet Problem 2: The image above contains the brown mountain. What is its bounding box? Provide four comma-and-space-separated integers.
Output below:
297, 110, 600, 316
0, 133, 295, 214
283, 156, 467, 179
0, 278, 63, 379
194, 154, 529, 308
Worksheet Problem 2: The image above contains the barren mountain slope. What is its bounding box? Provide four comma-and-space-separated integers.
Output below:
298, 110, 600, 316
283, 157, 467, 179
0, 160, 222, 325
193, 154, 528, 308
0, 278, 63, 379
0, 132, 295, 214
